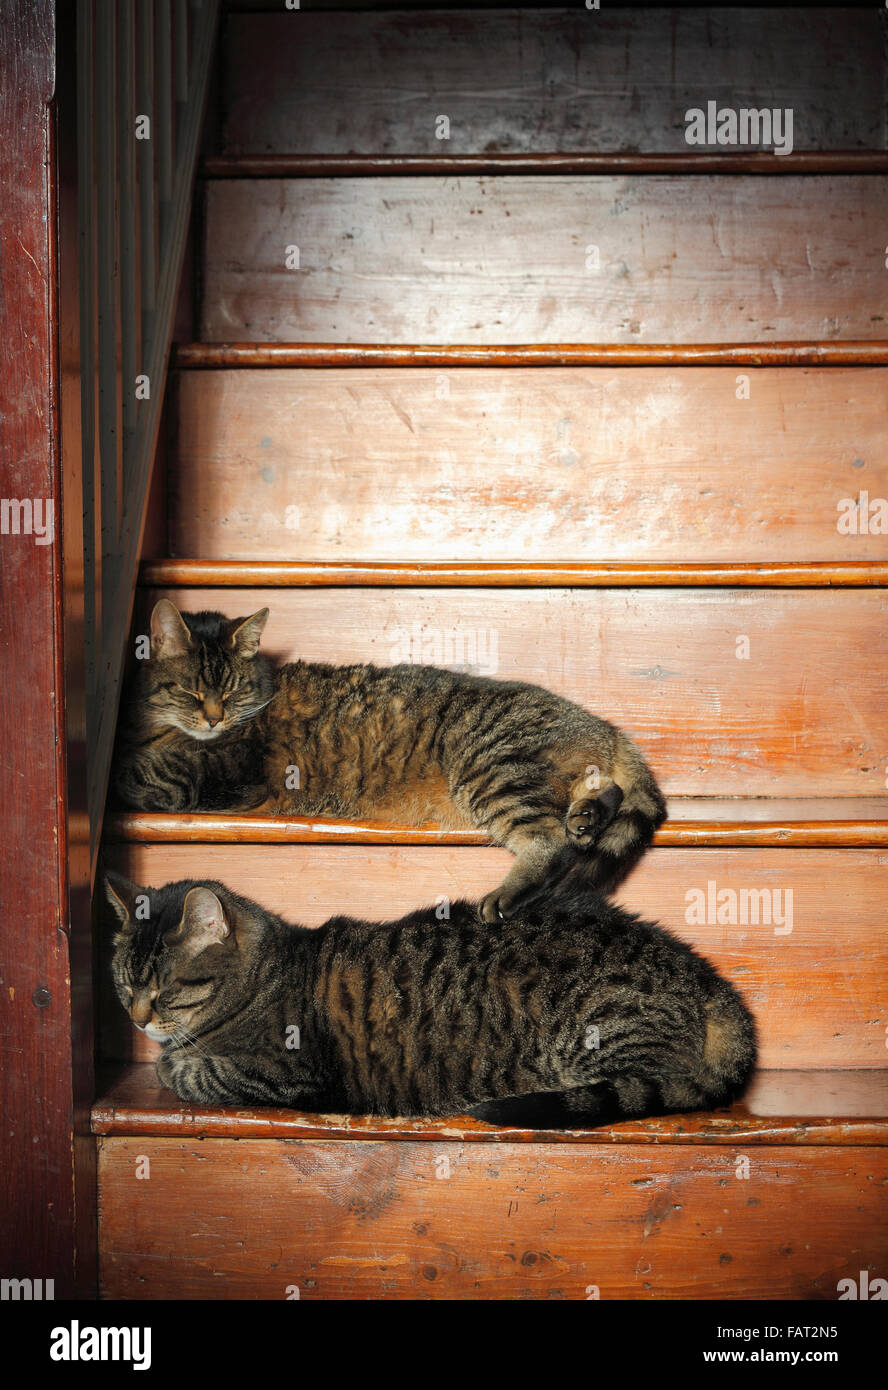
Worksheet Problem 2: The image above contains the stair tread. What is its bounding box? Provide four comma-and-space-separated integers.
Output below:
174, 341, 888, 367
141, 560, 888, 589
92, 1065, 888, 1145
104, 799, 888, 846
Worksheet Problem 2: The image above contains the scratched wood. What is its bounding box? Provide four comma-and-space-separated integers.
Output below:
219, 9, 888, 155
97, 1137, 888, 1299
201, 177, 888, 343
169, 367, 888, 562
139, 585, 888, 798
99, 845, 888, 1070
91, 1064, 888, 1146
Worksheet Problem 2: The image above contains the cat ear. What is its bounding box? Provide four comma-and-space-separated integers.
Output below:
166, 886, 231, 954
150, 599, 192, 659
229, 608, 269, 660
104, 871, 142, 932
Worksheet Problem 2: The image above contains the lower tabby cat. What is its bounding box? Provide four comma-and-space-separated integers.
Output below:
113, 601, 667, 921
106, 871, 756, 1125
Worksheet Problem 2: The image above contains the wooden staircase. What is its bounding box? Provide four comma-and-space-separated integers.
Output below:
94, 5, 888, 1300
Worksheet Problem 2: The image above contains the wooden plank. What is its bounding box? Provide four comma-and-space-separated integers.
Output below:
202, 176, 888, 344
100, 845, 888, 1070
170, 367, 888, 562
220, 9, 888, 155
175, 343, 888, 367
141, 585, 888, 797
97, 1137, 888, 1299
0, 0, 78, 1297
142, 562, 888, 589
104, 811, 888, 849
92, 1065, 888, 1146
205, 153, 888, 177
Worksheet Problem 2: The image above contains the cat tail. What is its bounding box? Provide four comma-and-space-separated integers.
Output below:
695, 973, 758, 1108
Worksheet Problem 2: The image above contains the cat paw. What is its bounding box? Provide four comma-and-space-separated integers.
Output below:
479, 890, 510, 924
566, 784, 624, 844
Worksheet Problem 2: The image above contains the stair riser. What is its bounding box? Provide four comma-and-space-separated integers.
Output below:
220, 10, 887, 157
100, 844, 888, 1070
97, 1137, 888, 1300
138, 585, 888, 798
202, 177, 888, 344
170, 367, 888, 564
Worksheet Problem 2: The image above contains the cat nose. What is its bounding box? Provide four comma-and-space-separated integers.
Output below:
131, 999, 153, 1027
204, 698, 223, 726
206, 714, 221, 727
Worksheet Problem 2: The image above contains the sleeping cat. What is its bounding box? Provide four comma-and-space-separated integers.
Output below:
113, 600, 667, 922
105, 871, 756, 1124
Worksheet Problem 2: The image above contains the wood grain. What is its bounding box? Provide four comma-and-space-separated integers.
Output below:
92, 1065, 888, 1146
170, 367, 888, 562
201, 176, 888, 343
219, 9, 888, 155
141, 585, 888, 797
97, 1136, 888, 1299
99, 845, 888, 1069
0, 0, 79, 1298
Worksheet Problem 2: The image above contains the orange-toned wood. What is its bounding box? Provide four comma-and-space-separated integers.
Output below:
140, 585, 888, 797
96, 1135, 888, 1299
201, 177, 888, 344
92, 1065, 888, 1146
100, 845, 888, 1070
219, 9, 888, 156
205, 153, 888, 177
105, 810, 888, 848
175, 343, 888, 368
143, 562, 888, 589
169, 366, 888, 562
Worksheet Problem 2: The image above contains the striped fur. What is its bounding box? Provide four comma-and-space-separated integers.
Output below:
113, 603, 667, 920
106, 874, 756, 1125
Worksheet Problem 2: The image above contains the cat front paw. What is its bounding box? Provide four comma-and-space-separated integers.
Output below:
479, 890, 511, 924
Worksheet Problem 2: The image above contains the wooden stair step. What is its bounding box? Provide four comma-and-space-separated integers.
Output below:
174, 342, 888, 366
142, 563, 888, 589
92, 1065, 888, 1146
102, 842, 887, 1071
200, 176, 888, 343
218, 8, 888, 157
204, 153, 888, 177
166, 360, 888, 565
106, 801, 888, 846
134, 584, 888, 799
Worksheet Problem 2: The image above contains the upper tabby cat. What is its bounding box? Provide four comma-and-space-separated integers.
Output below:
113, 600, 667, 921
106, 872, 756, 1125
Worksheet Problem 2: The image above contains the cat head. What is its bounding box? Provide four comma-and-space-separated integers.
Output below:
140, 600, 273, 740
105, 873, 259, 1043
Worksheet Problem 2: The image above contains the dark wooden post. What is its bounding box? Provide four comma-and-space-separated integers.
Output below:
0, 0, 95, 1299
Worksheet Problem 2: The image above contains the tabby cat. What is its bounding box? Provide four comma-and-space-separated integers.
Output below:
113, 600, 667, 922
106, 871, 756, 1124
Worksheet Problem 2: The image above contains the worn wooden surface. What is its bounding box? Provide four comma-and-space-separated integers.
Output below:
104, 805, 888, 848
201, 177, 888, 343
142, 561, 888, 589
139, 585, 888, 797
97, 1136, 888, 1299
99, 844, 888, 1069
175, 343, 888, 367
170, 367, 888, 562
92, 1065, 888, 1146
205, 153, 888, 177
0, 0, 82, 1297
218, 9, 888, 155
